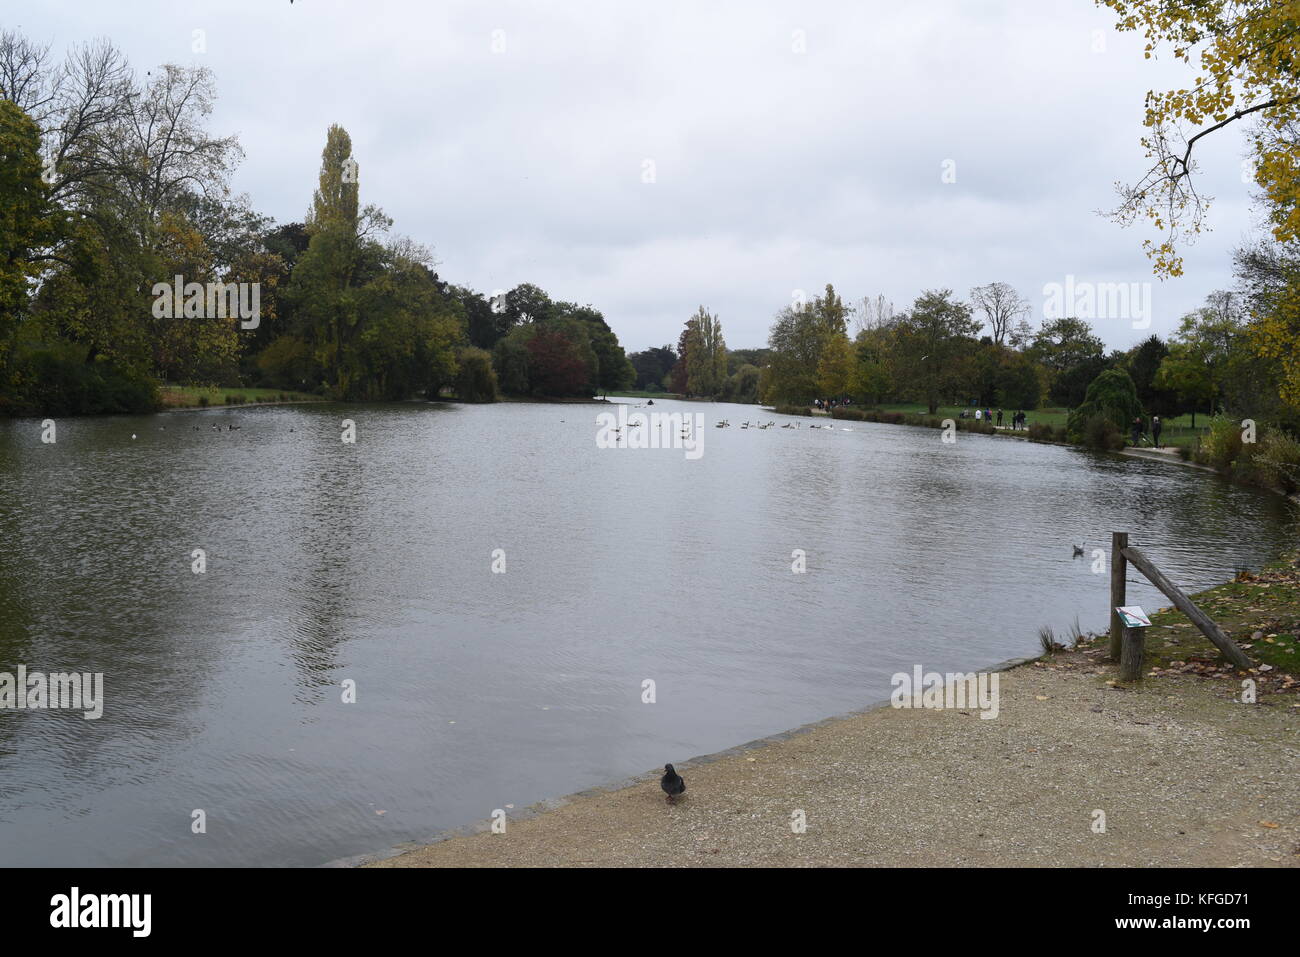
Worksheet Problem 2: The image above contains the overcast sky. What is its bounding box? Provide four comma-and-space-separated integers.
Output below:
13, 0, 1268, 351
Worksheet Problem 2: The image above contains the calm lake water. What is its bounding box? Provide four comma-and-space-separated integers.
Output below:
0, 399, 1296, 866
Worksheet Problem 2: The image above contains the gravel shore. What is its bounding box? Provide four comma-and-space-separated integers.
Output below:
364, 652, 1298, 868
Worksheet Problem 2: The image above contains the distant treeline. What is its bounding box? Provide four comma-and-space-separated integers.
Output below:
0, 28, 636, 416
641, 276, 1300, 447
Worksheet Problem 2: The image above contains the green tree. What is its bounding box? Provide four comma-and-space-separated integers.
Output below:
1029, 317, 1107, 407
1067, 367, 1144, 443
1237, 235, 1300, 422
995, 350, 1043, 409
454, 346, 498, 401
628, 345, 676, 390
288, 124, 396, 397
0, 100, 52, 372
892, 289, 980, 413
307, 124, 359, 233
764, 284, 852, 405
720, 363, 761, 403
1155, 293, 1247, 425
684, 306, 728, 396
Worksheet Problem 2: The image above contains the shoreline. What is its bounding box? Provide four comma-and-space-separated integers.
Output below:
342, 655, 1043, 868
355, 645, 1297, 868
768, 404, 1300, 502
158, 398, 327, 413
336, 656, 1030, 867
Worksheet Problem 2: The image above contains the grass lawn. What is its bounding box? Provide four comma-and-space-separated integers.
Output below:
160, 385, 324, 409
875, 402, 1212, 448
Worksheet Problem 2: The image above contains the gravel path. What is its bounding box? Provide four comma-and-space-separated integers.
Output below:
365, 653, 1299, 867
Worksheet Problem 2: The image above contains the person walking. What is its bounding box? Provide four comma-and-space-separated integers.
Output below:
1131, 416, 1142, 447
1151, 415, 1162, 448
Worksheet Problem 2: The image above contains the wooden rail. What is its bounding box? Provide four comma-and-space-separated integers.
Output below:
1109, 534, 1254, 680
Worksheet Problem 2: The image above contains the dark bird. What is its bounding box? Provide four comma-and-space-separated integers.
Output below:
661, 764, 685, 804
1072, 544, 1085, 557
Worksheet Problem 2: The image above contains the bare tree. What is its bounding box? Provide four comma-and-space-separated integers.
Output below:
1, 31, 240, 221
0, 29, 56, 122
108, 63, 242, 221
970, 282, 1029, 346
853, 293, 896, 335
41, 38, 136, 206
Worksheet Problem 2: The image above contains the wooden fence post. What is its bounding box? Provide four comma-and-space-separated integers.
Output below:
1119, 625, 1145, 681
1109, 531, 1128, 661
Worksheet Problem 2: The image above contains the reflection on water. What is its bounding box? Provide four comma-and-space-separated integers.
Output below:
0, 399, 1295, 865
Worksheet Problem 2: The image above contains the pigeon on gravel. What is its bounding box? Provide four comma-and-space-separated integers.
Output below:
661, 764, 686, 804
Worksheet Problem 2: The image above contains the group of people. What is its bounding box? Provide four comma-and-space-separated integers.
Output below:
813, 397, 852, 411
959, 407, 1028, 430
1131, 415, 1163, 448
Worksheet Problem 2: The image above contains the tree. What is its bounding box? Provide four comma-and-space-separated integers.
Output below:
454, 346, 497, 401
151, 209, 239, 384
1067, 367, 1144, 444
849, 327, 894, 405
355, 238, 463, 401
684, 306, 727, 397
853, 293, 896, 335
720, 363, 761, 403
1029, 317, 1104, 373
558, 302, 633, 392
970, 282, 1029, 345
502, 283, 555, 326
1007, 317, 1035, 350
289, 124, 401, 397
0, 100, 52, 365
0, 32, 134, 212
1098, 0, 1300, 276
727, 347, 771, 372
524, 321, 595, 397
764, 303, 817, 403
669, 324, 692, 394
1155, 293, 1248, 426
891, 289, 980, 413
493, 331, 530, 395
111, 65, 243, 227
1028, 317, 1106, 407
308, 124, 358, 233
1237, 238, 1300, 420
995, 350, 1042, 409
0, 29, 247, 396
816, 333, 854, 398
764, 284, 851, 404
1126, 334, 1181, 417
628, 345, 676, 391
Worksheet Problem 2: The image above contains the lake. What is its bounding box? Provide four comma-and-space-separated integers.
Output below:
0, 398, 1295, 866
